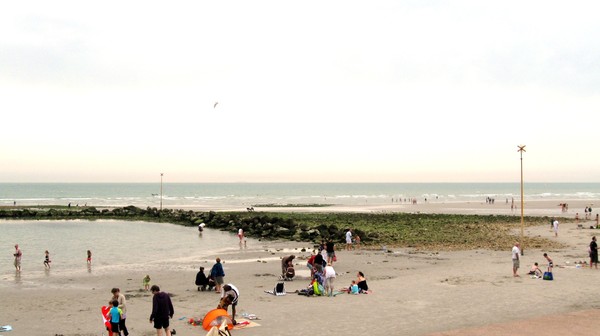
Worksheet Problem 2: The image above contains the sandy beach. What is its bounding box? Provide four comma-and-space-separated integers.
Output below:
2, 200, 600, 336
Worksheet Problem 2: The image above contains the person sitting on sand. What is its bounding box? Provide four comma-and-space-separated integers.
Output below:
350, 280, 360, 294
341, 280, 360, 294
356, 271, 369, 293
196, 267, 209, 291
528, 263, 543, 277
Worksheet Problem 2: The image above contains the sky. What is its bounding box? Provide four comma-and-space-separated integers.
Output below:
1, 1, 600, 183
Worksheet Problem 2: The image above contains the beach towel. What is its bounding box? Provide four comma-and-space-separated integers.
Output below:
232, 318, 261, 329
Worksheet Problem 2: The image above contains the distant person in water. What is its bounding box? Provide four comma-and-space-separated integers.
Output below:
44, 250, 51, 269
14, 244, 22, 272
87, 250, 92, 265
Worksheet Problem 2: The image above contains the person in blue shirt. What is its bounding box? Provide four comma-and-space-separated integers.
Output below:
106, 300, 122, 336
210, 258, 225, 293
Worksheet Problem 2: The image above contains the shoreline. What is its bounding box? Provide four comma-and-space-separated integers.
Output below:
2, 200, 599, 335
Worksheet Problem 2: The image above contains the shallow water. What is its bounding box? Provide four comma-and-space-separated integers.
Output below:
0, 219, 261, 285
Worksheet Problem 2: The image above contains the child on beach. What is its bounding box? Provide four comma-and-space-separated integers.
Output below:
543, 253, 554, 272
44, 250, 51, 269
87, 250, 92, 265
528, 262, 542, 278
106, 299, 122, 336
143, 275, 151, 291
342, 280, 360, 294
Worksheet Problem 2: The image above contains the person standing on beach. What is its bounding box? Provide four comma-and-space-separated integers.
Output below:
106, 300, 122, 336
143, 274, 152, 291
512, 242, 520, 277
345, 229, 353, 251
237, 228, 244, 243
326, 239, 336, 265
324, 264, 336, 297
590, 237, 598, 269
543, 253, 553, 273
110, 288, 129, 336
210, 258, 225, 293
313, 251, 325, 274
13, 244, 22, 272
552, 219, 559, 237
149, 285, 174, 336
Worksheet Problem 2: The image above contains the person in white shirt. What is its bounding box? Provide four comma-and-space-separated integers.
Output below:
324, 265, 336, 297
553, 219, 559, 237
512, 242, 521, 277
345, 229, 353, 251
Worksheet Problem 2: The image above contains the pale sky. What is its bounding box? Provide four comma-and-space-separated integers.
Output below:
1, 1, 599, 183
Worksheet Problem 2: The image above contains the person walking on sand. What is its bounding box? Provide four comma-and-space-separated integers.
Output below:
44, 250, 51, 269
552, 219, 559, 237
110, 288, 129, 336
210, 257, 225, 293
512, 242, 520, 277
590, 237, 598, 269
150, 285, 174, 336
13, 244, 22, 272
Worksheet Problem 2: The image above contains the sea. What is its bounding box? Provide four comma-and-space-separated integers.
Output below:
1, 182, 599, 209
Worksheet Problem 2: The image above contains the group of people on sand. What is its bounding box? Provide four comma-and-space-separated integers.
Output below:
193, 257, 241, 324
512, 242, 556, 278
11, 244, 93, 272
513, 235, 600, 280
301, 239, 369, 297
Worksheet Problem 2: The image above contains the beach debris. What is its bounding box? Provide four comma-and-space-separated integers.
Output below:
188, 317, 203, 326
241, 312, 259, 320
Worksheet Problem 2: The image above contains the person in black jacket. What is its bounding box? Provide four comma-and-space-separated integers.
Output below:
149, 285, 174, 336
195, 266, 209, 291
